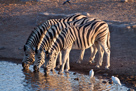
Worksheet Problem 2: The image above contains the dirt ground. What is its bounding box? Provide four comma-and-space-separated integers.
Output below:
0, 0, 136, 89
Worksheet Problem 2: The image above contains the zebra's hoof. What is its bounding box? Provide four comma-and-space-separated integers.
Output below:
89, 60, 95, 64
58, 71, 63, 75
51, 69, 56, 74
76, 61, 81, 64
44, 72, 49, 77
95, 65, 100, 69
65, 70, 69, 73
105, 66, 110, 70
56, 65, 61, 68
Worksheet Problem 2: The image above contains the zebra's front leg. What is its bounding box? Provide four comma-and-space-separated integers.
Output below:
51, 52, 60, 70
56, 52, 62, 69
76, 50, 85, 64
59, 48, 71, 74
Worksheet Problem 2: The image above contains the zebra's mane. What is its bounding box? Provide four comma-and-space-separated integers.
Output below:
36, 13, 88, 51
37, 22, 62, 52
25, 21, 50, 48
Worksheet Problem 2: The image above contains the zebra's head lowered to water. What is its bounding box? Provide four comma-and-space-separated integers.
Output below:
43, 50, 59, 74
33, 48, 46, 72
22, 45, 35, 69
33, 46, 58, 73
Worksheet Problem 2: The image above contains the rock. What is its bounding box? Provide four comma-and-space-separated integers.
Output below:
18, 47, 23, 50
132, 25, 136, 29
74, 78, 79, 81
130, 75, 134, 79
109, 80, 113, 84
126, 77, 131, 81
73, 72, 76, 75
103, 73, 108, 76
98, 76, 103, 79
126, 26, 131, 29
121, 0, 134, 2
121, 0, 128, 2
134, 84, 136, 87
102, 81, 107, 84
0, 47, 5, 50
128, 0, 134, 2
128, 88, 135, 91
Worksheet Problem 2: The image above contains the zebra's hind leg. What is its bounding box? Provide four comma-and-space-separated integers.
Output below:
59, 48, 71, 74
76, 49, 85, 64
89, 44, 98, 64
98, 41, 110, 69
56, 52, 62, 69
95, 45, 104, 68
65, 54, 70, 73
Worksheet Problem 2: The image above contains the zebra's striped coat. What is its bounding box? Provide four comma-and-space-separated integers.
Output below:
33, 17, 100, 71
44, 19, 110, 74
22, 13, 87, 69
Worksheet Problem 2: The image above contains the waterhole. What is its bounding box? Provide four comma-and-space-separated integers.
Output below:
0, 61, 129, 91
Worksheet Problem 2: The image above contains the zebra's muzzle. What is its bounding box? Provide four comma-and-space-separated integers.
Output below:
22, 62, 25, 68
44, 67, 50, 74
22, 62, 29, 70
33, 65, 39, 72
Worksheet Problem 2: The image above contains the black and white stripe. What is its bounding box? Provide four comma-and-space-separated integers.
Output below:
44, 19, 110, 74
33, 17, 97, 71
22, 13, 87, 69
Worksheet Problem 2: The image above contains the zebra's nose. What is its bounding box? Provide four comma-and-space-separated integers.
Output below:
44, 67, 48, 72
33, 65, 37, 71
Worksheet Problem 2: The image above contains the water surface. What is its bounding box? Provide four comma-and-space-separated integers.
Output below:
0, 61, 129, 91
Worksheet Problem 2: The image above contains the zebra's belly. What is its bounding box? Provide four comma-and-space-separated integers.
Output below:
72, 43, 92, 50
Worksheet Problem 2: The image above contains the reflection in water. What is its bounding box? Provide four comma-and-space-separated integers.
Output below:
22, 69, 73, 91
0, 61, 129, 91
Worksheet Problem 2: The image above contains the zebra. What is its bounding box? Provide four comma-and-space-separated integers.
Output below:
43, 19, 110, 74
22, 13, 87, 70
33, 17, 106, 72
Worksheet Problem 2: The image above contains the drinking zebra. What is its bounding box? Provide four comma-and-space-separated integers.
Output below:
43, 19, 110, 74
34, 18, 108, 72
22, 13, 87, 69
33, 17, 97, 71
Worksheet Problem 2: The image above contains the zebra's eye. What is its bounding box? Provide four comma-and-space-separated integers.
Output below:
49, 60, 51, 62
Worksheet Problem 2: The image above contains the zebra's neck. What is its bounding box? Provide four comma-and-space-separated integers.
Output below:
25, 24, 46, 48
49, 27, 77, 53
38, 22, 64, 52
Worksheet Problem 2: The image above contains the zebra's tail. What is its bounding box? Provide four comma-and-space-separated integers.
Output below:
107, 29, 110, 50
